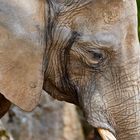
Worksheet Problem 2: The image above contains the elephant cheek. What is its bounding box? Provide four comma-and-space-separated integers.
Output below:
81, 91, 116, 137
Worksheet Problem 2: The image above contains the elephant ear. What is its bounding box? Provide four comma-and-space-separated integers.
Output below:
0, 0, 46, 111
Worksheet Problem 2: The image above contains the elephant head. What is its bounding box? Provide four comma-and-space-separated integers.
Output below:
44, 0, 140, 139
0, 0, 140, 140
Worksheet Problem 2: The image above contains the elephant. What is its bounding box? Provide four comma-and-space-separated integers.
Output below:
0, 0, 140, 139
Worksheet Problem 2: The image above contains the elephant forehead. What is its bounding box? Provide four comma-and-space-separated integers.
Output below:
59, 0, 136, 35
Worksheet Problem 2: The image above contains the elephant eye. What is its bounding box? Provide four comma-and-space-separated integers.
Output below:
83, 49, 106, 69
87, 49, 105, 63
92, 51, 104, 61
81, 48, 105, 68
72, 46, 106, 68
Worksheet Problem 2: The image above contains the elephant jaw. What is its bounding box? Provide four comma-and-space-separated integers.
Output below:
98, 129, 116, 140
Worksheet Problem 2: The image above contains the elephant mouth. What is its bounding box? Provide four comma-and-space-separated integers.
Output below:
97, 128, 116, 140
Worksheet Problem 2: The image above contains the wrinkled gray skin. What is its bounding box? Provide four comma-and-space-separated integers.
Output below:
0, 0, 140, 140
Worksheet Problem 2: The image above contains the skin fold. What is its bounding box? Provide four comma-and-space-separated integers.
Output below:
0, 0, 140, 139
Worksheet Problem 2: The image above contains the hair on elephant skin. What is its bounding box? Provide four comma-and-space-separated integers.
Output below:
0, 0, 140, 140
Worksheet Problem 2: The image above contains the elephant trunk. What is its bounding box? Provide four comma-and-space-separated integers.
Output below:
107, 54, 140, 140
80, 55, 140, 140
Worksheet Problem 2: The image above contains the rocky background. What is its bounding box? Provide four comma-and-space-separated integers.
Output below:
0, 92, 94, 140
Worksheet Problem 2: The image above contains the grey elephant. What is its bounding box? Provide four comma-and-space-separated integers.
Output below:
0, 0, 140, 140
